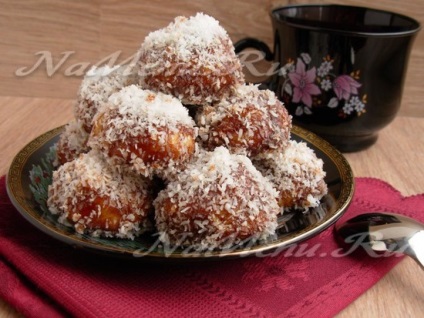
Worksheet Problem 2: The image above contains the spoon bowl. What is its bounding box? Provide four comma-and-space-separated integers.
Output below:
334, 212, 424, 269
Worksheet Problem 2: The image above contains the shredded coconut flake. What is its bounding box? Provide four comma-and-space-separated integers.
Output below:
106, 85, 195, 127
56, 120, 90, 165
75, 65, 139, 132
142, 13, 228, 61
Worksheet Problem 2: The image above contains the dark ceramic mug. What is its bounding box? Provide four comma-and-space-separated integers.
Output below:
235, 5, 420, 152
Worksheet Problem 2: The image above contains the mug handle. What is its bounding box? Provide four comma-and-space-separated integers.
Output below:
234, 38, 274, 89
234, 38, 274, 61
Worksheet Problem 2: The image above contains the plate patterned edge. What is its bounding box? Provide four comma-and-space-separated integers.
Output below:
7, 126, 64, 201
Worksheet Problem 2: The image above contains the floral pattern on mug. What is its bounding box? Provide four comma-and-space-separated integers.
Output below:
280, 54, 367, 118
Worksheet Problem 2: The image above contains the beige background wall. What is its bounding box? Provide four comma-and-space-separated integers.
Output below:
1, 0, 423, 116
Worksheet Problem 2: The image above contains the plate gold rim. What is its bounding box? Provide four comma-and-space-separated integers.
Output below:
6, 125, 355, 260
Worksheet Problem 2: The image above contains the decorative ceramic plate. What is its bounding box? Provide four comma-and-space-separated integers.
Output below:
6, 125, 354, 261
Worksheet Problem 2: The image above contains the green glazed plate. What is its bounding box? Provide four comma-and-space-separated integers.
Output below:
6, 125, 354, 261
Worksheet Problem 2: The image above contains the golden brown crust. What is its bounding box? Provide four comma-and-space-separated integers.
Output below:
197, 84, 292, 156
88, 86, 197, 178
154, 147, 279, 250
253, 140, 328, 210
47, 151, 153, 239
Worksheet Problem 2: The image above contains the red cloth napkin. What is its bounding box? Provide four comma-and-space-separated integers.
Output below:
1, 176, 424, 318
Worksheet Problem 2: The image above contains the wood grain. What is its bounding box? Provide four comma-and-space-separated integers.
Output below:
0, 0, 423, 116
0, 97, 74, 176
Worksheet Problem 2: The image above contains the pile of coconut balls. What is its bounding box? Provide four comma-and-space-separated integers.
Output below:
47, 13, 327, 250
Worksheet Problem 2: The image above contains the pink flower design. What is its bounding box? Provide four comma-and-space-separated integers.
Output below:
333, 75, 361, 101
288, 58, 321, 107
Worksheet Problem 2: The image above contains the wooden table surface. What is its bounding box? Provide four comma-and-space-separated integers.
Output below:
0, 96, 423, 317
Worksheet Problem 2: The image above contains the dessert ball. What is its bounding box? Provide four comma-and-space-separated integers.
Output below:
75, 64, 138, 133
47, 150, 152, 239
254, 140, 328, 210
154, 147, 280, 250
88, 85, 197, 178
56, 120, 90, 165
137, 13, 244, 105
196, 84, 292, 156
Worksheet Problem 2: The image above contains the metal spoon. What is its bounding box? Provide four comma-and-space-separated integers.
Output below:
334, 212, 424, 269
